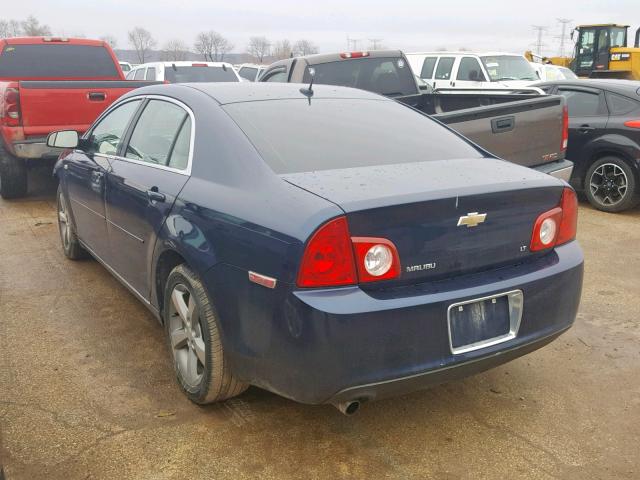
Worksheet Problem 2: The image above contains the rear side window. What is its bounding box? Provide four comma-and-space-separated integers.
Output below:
301, 57, 417, 97
606, 92, 639, 115
89, 100, 142, 155
558, 89, 602, 116
164, 66, 238, 83
420, 57, 437, 79
224, 98, 482, 174
239, 67, 258, 81
134, 69, 146, 80
145, 67, 156, 80
0, 44, 119, 78
456, 57, 486, 81
435, 57, 455, 80
167, 117, 192, 170
125, 100, 189, 168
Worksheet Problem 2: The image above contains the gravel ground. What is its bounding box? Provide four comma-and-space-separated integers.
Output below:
1, 167, 639, 479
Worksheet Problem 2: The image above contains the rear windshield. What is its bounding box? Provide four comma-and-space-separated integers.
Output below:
301, 57, 418, 97
224, 98, 481, 174
164, 66, 239, 83
0, 44, 119, 78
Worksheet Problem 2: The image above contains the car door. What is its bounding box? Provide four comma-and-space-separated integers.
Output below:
555, 85, 608, 177
432, 56, 455, 90
63, 99, 143, 259
454, 56, 487, 89
105, 97, 193, 299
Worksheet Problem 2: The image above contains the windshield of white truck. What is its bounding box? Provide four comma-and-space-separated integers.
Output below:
480, 55, 538, 82
0, 44, 120, 79
301, 57, 418, 97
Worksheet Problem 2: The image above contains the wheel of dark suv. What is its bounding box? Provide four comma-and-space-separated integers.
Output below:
584, 156, 640, 213
57, 185, 86, 259
0, 144, 28, 199
164, 264, 248, 404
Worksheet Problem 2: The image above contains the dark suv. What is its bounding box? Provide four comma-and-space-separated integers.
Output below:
538, 79, 640, 212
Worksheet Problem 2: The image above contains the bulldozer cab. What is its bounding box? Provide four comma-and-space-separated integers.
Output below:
572, 24, 628, 76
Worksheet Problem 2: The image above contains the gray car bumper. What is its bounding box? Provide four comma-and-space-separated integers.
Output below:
532, 159, 574, 182
11, 138, 63, 160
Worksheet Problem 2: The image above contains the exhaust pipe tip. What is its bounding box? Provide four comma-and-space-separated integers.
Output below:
336, 400, 361, 416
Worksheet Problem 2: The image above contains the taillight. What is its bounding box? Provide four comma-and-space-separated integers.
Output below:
624, 120, 640, 129
192, 63, 208, 67
297, 216, 357, 288
2, 84, 21, 126
561, 105, 569, 151
297, 217, 401, 287
352, 238, 401, 282
340, 52, 370, 59
530, 188, 578, 252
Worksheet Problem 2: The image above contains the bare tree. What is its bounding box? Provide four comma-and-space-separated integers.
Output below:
0, 19, 22, 38
128, 27, 156, 63
21, 15, 52, 36
161, 39, 189, 61
195, 31, 233, 61
100, 35, 118, 49
272, 39, 292, 60
293, 39, 318, 56
247, 36, 271, 63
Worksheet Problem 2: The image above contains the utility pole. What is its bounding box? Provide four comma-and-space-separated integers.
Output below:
346, 35, 361, 51
556, 18, 572, 57
369, 38, 383, 50
532, 25, 548, 56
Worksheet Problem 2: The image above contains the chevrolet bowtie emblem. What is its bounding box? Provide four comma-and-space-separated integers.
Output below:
457, 212, 487, 228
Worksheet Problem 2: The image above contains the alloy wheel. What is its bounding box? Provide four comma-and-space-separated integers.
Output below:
589, 163, 628, 207
57, 192, 71, 250
168, 284, 206, 387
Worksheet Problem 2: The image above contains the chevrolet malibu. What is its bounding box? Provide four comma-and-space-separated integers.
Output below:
49, 83, 583, 415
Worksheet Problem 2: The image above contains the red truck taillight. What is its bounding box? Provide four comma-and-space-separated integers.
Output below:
561, 105, 569, 151
2, 83, 21, 127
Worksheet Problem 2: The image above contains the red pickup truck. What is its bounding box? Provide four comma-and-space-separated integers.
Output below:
0, 37, 156, 198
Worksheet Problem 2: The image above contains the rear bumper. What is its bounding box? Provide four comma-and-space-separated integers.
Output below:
209, 241, 583, 405
11, 138, 62, 160
532, 159, 574, 182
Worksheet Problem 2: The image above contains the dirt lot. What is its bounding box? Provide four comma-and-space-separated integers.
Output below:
1, 167, 639, 480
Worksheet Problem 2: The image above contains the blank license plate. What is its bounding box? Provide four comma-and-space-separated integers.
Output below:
449, 295, 511, 351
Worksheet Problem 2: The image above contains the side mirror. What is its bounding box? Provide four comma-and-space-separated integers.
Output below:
47, 130, 79, 149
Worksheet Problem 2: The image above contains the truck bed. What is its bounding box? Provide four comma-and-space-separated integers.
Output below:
397, 93, 565, 168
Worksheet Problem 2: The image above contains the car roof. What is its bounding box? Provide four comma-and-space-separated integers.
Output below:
135, 61, 234, 68
538, 79, 640, 95
165, 82, 389, 105
407, 51, 524, 57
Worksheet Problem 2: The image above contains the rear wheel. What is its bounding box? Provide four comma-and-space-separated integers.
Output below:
164, 264, 248, 404
584, 156, 639, 212
0, 145, 27, 199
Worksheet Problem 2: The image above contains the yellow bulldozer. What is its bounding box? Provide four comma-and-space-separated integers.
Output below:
525, 24, 640, 80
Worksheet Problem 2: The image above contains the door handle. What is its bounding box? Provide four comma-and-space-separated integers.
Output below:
88, 92, 107, 101
147, 189, 166, 203
491, 115, 515, 133
578, 124, 595, 133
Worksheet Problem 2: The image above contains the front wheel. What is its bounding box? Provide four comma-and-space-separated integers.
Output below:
57, 185, 86, 259
584, 156, 639, 212
164, 264, 248, 404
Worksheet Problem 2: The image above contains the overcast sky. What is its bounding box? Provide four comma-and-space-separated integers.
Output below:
2, 0, 638, 57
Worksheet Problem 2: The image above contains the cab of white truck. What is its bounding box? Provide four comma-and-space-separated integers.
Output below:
406, 52, 540, 90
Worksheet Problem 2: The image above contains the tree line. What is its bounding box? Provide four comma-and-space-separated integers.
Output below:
1, 15, 318, 65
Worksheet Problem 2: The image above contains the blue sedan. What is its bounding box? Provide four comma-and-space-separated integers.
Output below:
50, 83, 583, 415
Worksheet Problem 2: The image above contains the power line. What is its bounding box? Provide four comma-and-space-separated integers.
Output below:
532, 25, 548, 56
556, 18, 573, 57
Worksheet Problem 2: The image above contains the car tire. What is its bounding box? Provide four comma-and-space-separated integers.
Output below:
0, 144, 28, 199
164, 264, 248, 404
56, 185, 87, 260
584, 156, 640, 213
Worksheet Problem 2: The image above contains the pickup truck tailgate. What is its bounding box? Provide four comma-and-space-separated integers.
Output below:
433, 96, 565, 168
18, 80, 153, 136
